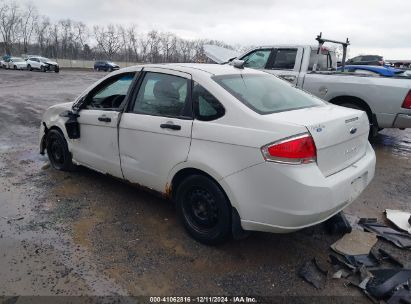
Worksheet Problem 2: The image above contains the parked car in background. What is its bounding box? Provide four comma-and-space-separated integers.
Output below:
1, 55, 11, 69
346, 55, 384, 66
94, 60, 120, 72
5, 57, 28, 70
205, 45, 411, 137
26, 56, 60, 73
338, 65, 411, 77
39, 63, 375, 244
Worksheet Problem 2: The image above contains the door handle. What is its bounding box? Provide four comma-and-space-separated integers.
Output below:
98, 116, 111, 122
160, 123, 181, 130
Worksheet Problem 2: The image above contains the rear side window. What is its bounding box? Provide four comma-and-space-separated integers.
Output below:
192, 83, 225, 121
132, 72, 190, 118
212, 74, 325, 115
270, 49, 297, 70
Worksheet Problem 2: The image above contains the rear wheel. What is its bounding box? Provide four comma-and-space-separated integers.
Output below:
339, 102, 378, 139
176, 175, 232, 245
46, 129, 75, 171
41, 65, 46, 72
13, 65, 17, 70
27, 64, 32, 71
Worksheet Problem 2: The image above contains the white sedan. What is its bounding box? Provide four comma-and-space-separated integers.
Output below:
5, 57, 28, 70
39, 63, 376, 244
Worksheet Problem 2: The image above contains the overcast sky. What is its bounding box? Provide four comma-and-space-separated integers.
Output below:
21, 0, 411, 59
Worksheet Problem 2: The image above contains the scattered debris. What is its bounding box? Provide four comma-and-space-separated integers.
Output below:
329, 253, 356, 271
332, 269, 351, 279
367, 269, 411, 299
41, 162, 50, 170
387, 286, 411, 304
298, 258, 328, 289
1, 216, 24, 224
331, 229, 378, 256
323, 212, 352, 234
346, 254, 379, 268
379, 249, 405, 268
386, 209, 411, 234
360, 219, 411, 249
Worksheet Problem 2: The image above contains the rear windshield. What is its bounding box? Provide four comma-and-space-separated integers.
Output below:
308, 50, 336, 71
212, 74, 325, 114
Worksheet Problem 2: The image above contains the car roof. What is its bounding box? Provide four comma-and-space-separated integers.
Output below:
120, 63, 267, 77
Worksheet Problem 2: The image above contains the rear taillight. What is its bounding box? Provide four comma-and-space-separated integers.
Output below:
402, 90, 411, 109
261, 133, 317, 164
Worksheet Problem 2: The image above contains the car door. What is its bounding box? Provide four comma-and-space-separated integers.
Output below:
119, 68, 193, 193
71, 71, 138, 178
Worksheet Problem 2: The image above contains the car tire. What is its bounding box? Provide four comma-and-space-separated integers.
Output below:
27, 64, 32, 71
41, 66, 46, 72
176, 174, 232, 245
339, 102, 378, 139
13, 65, 17, 70
46, 129, 75, 171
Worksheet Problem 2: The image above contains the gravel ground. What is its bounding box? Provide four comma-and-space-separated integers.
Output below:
0, 68, 409, 302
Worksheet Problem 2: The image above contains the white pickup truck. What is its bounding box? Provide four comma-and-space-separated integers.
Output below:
205, 44, 411, 136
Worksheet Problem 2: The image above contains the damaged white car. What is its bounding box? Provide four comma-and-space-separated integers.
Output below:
39, 63, 376, 244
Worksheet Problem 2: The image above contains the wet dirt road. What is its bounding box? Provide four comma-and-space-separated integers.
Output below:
0, 69, 410, 301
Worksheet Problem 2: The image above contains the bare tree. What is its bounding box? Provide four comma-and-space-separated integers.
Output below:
93, 24, 122, 60
20, 2, 37, 54
35, 15, 50, 55
0, 0, 21, 54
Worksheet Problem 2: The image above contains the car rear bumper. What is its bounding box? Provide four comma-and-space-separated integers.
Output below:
393, 114, 411, 128
222, 142, 376, 233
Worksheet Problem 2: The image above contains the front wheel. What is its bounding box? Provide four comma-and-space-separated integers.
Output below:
27, 64, 32, 71
41, 66, 46, 72
46, 129, 75, 171
176, 175, 232, 245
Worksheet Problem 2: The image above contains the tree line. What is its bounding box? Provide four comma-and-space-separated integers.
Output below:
0, 0, 236, 63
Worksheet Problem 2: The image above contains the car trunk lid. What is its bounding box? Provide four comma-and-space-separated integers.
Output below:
265, 105, 369, 176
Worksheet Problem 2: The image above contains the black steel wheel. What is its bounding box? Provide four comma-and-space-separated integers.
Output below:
176, 175, 231, 245
46, 129, 75, 171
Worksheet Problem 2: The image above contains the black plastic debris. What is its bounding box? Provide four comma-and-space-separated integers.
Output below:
329, 253, 357, 271
367, 269, 411, 299
346, 254, 379, 268
387, 286, 411, 304
298, 258, 328, 289
323, 212, 352, 234
379, 249, 405, 268
360, 219, 411, 249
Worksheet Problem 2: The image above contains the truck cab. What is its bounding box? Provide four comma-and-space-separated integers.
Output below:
239, 45, 337, 85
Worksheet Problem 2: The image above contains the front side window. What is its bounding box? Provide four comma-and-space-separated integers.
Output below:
212, 74, 325, 115
271, 49, 297, 70
242, 49, 272, 69
132, 72, 189, 118
85, 72, 135, 110
192, 82, 225, 121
